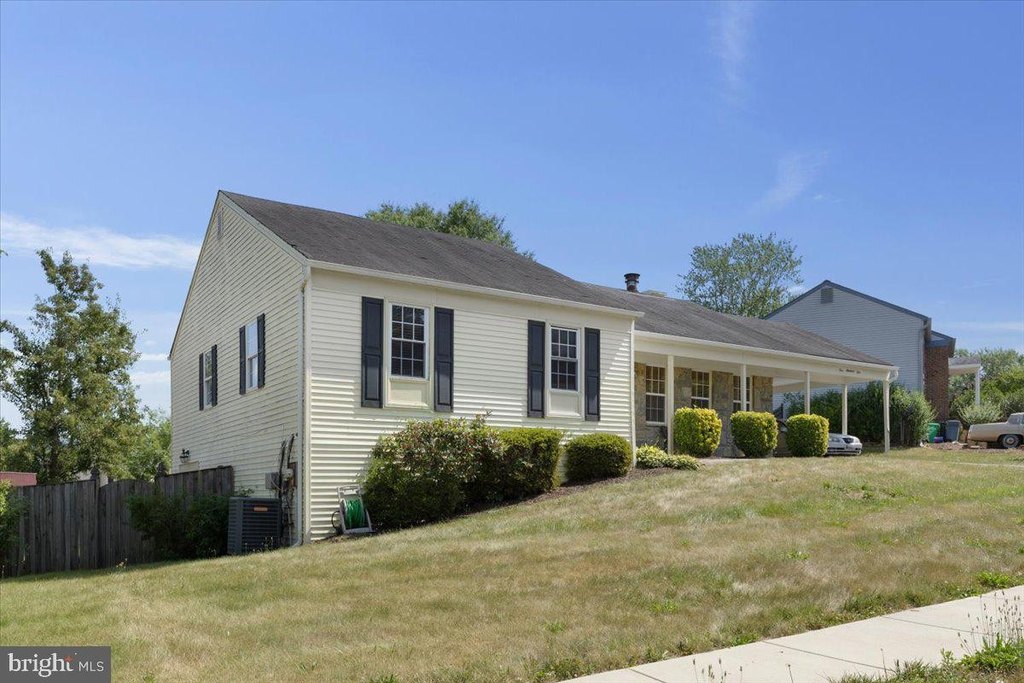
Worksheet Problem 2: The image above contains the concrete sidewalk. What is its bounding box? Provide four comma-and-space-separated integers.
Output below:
572, 586, 1021, 683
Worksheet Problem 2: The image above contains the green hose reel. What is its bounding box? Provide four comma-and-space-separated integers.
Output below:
336, 487, 373, 535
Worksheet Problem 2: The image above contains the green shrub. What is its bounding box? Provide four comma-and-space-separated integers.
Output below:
635, 445, 701, 471
564, 433, 632, 482
674, 407, 722, 457
998, 390, 1024, 420
786, 414, 829, 457
127, 490, 234, 560
0, 481, 26, 557
469, 427, 563, 505
362, 416, 498, 529
958, 402, 1002, 429
784, 382, 934, 446
730, 411, 778, 457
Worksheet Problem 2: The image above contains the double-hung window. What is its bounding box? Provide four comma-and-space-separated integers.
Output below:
203, 349, 214, 406
391, 304, 427, 378
550, 327, 578, 391
732, 375, 751, 412
691, 371, 711, 408
645, 366, 666, 424
244, 321, 259, 390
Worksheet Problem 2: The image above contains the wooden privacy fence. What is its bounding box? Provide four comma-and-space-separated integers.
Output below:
3, 466, 233, 577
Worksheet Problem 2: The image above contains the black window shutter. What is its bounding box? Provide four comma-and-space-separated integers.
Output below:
434, 308, 454, 412
527, 320, 545, 418
238, 326, 246, 395
256, 313, 266, 388
361, 297, 384, 408
210, 344, 218, 406
198, 352, 205, 411
584, 327, 600, 421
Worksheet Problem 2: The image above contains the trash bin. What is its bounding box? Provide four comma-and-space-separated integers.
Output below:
927, 422, 941, 442
945, 420, 962, 442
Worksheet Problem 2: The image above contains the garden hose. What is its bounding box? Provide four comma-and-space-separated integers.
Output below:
343, 497, 367, 530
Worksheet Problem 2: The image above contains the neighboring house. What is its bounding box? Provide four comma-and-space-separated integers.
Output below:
0, 472, 37, 487
170, 192, 896, 542
765, 280, 977, 419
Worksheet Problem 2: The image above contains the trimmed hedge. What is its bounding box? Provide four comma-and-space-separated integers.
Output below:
362, 419, 566, 530
564, 433, 632, 482
674, 407, 722, 457
470, 427, 563, 505
635, 445, 701, 471
786, 414, 829, 457
362, 417, 498, 529
730, 411, 778, 457
783, 382, 934, 446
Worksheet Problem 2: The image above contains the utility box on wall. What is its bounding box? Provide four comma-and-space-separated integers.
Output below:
227, 497, 281, 555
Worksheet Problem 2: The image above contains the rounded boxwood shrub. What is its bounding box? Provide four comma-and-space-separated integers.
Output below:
468, 427, 563, 505
786, 414, 829, 457
730, 411, 778, 457
362, 416, 499, 529
635, 445, 701, 471
674, 407, 722, 457
564, 433, 632, 482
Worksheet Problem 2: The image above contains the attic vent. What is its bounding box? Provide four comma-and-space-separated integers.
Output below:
216, 212, 223, 240
820, 287, 834, 304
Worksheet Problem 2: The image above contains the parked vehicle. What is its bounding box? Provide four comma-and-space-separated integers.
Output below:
827, 433, 863, 455
967, 413, 1024, 449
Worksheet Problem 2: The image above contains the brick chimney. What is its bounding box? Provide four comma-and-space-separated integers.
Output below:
624, 273, 640, 292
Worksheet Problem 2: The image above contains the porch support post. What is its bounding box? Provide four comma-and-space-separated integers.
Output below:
740, 363, 748, 411
974, 369, 981, 406
883, 373, 891, 453
842, 383, 849, 435
666, 355, 675, 454
804, 371, 811, 414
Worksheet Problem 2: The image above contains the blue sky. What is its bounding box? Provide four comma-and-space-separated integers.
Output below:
2, 1, 1022, 422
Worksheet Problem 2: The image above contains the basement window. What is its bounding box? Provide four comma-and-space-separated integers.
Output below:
691, 371, 711, 408
645, 366, 666, 424
390, 304, 427, 378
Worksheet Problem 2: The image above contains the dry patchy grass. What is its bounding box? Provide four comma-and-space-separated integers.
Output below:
1, 449, 1022, 682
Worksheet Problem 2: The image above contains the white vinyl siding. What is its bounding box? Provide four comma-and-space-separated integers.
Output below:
170, 198, 304, 499
306, 268, 634, 539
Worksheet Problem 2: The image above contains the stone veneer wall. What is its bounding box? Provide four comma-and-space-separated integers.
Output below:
634, 362, 774, 456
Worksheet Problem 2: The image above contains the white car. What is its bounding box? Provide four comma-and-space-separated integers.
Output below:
827, 433, 863, 455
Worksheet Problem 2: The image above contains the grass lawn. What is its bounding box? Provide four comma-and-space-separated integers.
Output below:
2, 448, 1023, 682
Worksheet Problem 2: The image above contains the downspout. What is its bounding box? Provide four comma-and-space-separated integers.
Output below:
629, 318, 636, 464
293, 264, 311, 546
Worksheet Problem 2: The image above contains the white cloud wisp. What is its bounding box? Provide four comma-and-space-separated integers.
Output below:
1, 213, 200, 270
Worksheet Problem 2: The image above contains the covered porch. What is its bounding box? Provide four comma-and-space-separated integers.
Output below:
633, 331, 898, 455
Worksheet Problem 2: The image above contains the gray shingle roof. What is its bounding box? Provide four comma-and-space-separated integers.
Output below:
224, 191, 891, 366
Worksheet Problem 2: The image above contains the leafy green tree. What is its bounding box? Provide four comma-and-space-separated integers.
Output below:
0, 251, 141, 483
678, 232, 803, 318
366, 199, 533, 258
125, 408, 172, 481
950, 347, 1024, 411
0, 418, 31, 472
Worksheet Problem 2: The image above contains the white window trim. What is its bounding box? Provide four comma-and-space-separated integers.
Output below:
732, 375, 752, 412
645, 365, 667, 425
387, 302, 430, 382
203, 348, 214, 407
244, 320, 260, 391
549, 325, 580, 393
691, 370, 711, 408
